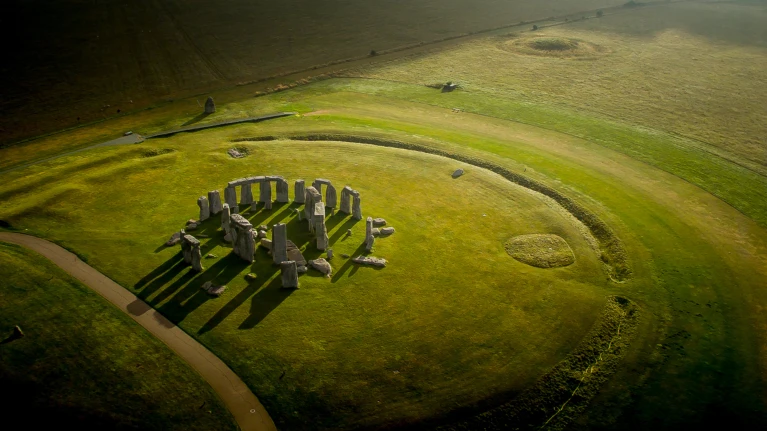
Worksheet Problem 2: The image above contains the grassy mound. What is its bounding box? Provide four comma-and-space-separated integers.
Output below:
499, 35, 608, 59
0, 242, 236, 431
505, 234, 575, 268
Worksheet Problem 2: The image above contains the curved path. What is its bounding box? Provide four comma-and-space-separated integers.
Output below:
0, 232, 276, 431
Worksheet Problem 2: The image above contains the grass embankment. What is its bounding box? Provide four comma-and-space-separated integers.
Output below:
0, 131, 611, 429
0, 241, 236, 431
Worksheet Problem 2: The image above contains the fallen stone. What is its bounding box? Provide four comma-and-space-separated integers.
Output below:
257, 230, 267, 239
227, 148, 245, 158
186, 219, 198, 225
165, 231, 182, 246
372, 228, 381, 237
380, 227, 395, 236
205, 253, 218, 259
286, 240, 307, 266
260, 238, 272, 250
452, 168, 464, 178
373, 218, 387, 227
186, 223, 198, 231
259, 225, 268, 231
352, 256, 387, 267
297, 265, 308, 274
245, 273, 258, 281
308, 258, 332, 277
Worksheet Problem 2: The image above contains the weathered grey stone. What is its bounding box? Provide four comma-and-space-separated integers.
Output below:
208, 190, 223, 215
186, 223, 198, 231
258, 225, 268, 231
197, 196, 210, 221
304, 187, 321, 229
224, 186, 238, 213
297, 265, 308, 274
308, 258, 332, 277
272, 223, 288, 265
373, 218, 386, 227
228, 178, 249, 187
452, 168, 464, 178
182, 235, 203, 271
352, 256, 387, 267
276, 178, 289, 203
240, 183, 254, 205
260, 238, 272, 250
186, 219, 198, 226
230, 214, 255, 263
314, 202, 328, 250
259, 180, 272, 210
315, 178, 332, 186
201, 281, 226, 296
340, 186, 353, 214
380, 227, 395, 236
372, 228, 380, 237
352, 193, 362, 220
166, 231, 182, 246
365, 216, 375, 251
326, 184, 338, 208
286, 240, 307, 266
294, 180, 306, 204
227, 148, 245, 158
221, 203, 232, 236
257, 230, 267, 239
204, 96, 215, 114
327, 249, 334, 260
281, 261, 299, 289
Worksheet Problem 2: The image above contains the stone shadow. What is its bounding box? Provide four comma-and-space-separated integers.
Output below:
182, 112, 211, 127
331, 241, 368, 283
238, 276, 294, 330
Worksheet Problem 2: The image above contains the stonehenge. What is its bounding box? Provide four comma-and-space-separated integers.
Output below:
365, 217, 375, 252
181, 234, 203, 271
208, 190, 223, 215
230, 214, 255, 263
281, 261, 299, 289
224, 186, 238, 213
197, 196, 210, 221
314, 202, 328, 251
294, 180, 305, 204
204, 96, 215, 114
272, 223, 288, 265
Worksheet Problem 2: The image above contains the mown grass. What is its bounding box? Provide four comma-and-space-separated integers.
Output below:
0, 241, 236, 431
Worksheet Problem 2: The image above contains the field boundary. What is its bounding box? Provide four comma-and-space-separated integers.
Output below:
234, 133, 632, 282
0, 232, 277, 431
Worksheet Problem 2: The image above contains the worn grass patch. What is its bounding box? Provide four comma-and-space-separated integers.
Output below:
501, 35, 608, 59
505, 234, 575, 268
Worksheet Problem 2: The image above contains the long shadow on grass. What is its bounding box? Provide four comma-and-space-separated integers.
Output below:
238, 276, 294, 330
331, 241, 369, 282
134, 251, 184, 289
182, 112, 211, 127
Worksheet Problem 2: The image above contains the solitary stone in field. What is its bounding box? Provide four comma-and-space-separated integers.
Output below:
505, 234, 575, 268
452, 168, 464, 178
224, 186, 238, 213
365, 217, 375, 251
281, 261, 299, 289
197, 196, 210, 221
308, 258, 332, 277
352, 256, 387, 267
204, 96, 215, 114
372, 218, 386, 227
272, 223, 288, 265
208, 190, 223, 215
294, 180, 306, 204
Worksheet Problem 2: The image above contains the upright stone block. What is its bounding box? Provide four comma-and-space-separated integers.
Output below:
197, 196, 210, 221
182, 235, 203, 271
365, 217, 375, 251
240, 183, 253, 205
352, 192, 362, 220
281, 261, 299, 289
260, 180, 272, 210
304, 186, 322, 230
326, 184, 338, 209
230, 214, 255, 263
276, 178, 289, 203
208, 190, 223, 215
204, 96, 215, 114
340, 186, 353, 214
314, 202, 328, 251
272, 223, 288, 265
221, 203, 231, 236
294, 180, 305, 204
224, 186, 238, 213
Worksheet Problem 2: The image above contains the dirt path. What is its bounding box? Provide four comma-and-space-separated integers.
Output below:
0, 232, 276, 431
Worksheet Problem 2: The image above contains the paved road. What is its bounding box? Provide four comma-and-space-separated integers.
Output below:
0, 232, 277, 431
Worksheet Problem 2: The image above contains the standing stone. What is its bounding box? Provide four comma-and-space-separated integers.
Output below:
240, 183, 254, 205
304, 187, 322, 230
204, 96, 215, 114
230, 214, 255, 263
182, 235, 203, 271
224, 186, 238, 213
276, 178, 289, 203
208, 190, 223, 215
327, 249, 334, 260
294, 180, 306, 204
260, 181, 272, 210
352, 192, 362, 220
272, 223, 288, 264
280, 261, 299, 289
197, 196, 210, 221
221, 203, 232, 238
326, 184, 338, 209
314, 202, 328, 251
365, 217, 375, 251
340, 186, 353, 214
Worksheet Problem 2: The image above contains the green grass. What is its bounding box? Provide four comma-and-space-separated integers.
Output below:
0, 241, 236, 431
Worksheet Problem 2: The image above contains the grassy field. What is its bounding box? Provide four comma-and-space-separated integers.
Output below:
0, 0, 627, 145
0, 241, 236, 430
1, 1, 766, 429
